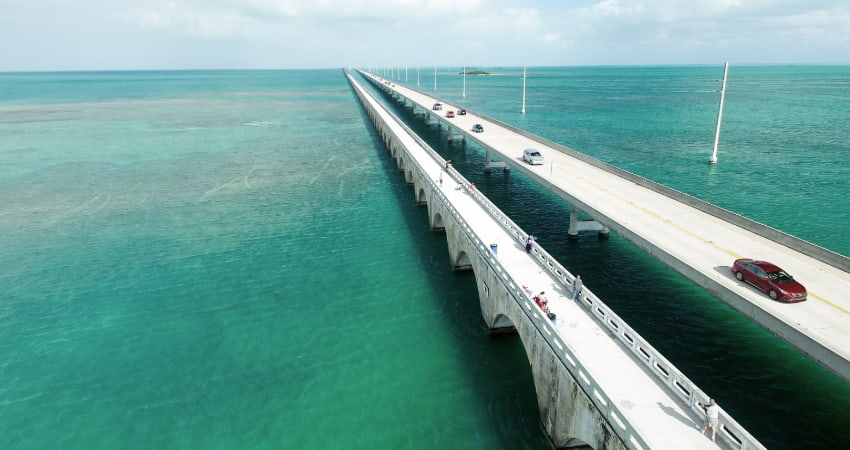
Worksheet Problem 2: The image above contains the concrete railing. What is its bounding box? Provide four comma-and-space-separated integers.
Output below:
366, 70, 850, 273
354, 70, 767, 450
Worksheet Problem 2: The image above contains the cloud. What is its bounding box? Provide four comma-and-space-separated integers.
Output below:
555, 0, 850, 64
0, 0, 848, 70
128, 0, 492, 39
134, 4, 262, 39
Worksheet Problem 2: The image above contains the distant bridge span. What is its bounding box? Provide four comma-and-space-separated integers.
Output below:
347, 71, 764, 450
361, 70, 850, 385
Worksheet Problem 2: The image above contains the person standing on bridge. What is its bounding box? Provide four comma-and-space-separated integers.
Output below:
525, 234, 534, 253
701, 398, 720, 442
571, 275, 583, 301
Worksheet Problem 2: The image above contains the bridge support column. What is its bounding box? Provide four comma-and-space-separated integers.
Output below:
484, 149, 510, 173
427, 113, 438, 127
477, 264, 627, 450
567, 207, 609, 240
447, 128, 465, 144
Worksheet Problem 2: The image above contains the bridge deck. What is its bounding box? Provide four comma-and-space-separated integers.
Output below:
356, 76, 727, 449
367, 73, 850, 382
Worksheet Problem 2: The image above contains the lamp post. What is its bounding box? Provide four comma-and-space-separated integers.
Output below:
710, 62, 729, 164
463, 65, 466, 98
521, 66, 527, 114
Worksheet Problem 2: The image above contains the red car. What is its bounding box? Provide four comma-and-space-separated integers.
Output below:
731, 259, 807, 302
446, 111, 455, 118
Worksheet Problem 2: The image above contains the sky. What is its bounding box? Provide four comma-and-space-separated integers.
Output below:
1, 0, 848, 71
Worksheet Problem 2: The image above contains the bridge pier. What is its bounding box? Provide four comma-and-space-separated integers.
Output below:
475, 265, 628, 450
429, 209, 446, 232
567, 207, 609, 240
447, 128, 466, 144
426, 113, 438, 127
484, 149, 510, 173
416, 185, 427, 206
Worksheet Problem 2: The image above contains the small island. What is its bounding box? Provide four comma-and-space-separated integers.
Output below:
460, 70, 489, 76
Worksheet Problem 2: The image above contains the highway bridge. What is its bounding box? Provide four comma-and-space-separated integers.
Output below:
359, 70, 850, 387
346, 71, 765, 449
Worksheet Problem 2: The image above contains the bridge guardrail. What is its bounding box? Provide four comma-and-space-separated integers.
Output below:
351, 70, 765, 450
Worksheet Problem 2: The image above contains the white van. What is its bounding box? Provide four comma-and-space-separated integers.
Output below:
432, 102, 443, 111
522, 148, 544, 165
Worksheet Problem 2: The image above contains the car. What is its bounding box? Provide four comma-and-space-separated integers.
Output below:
458, 109, 467, 115
472, 124, 484, 133
432, 102, 443, 111
446, 111, 455, 118
731, 258, 807, 302
522, 148, 544, 165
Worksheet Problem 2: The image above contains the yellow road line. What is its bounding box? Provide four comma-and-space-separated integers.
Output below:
807, 292, 850, 314
561, 167, 845, 315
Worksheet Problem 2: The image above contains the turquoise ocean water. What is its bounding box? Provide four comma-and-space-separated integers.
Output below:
1, 67, 848, 449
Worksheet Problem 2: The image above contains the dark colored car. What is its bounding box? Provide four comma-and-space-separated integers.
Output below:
446, 111, 455, 118
472, 124, 484, 133
458, 109, 467, 115
731, 258, 807, 302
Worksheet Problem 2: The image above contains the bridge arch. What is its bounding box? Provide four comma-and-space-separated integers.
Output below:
416, 186, 427, 205
429, 211, 446, 232
489, 313, 516, 332
472, 265, 621, 450
432, 200, 476, 272
451, 249, 473, 272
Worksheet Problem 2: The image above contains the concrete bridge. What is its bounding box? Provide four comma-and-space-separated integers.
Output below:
360, 70, 850, 387
346, 71, 765, 450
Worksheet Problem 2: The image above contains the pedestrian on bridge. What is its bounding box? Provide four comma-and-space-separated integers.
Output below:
571, 275, 583, 301
533, 292, 548, 311
701, 398, 720, 442
525, 234, 534, 253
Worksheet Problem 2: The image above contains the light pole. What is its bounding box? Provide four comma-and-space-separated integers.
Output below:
521, 66, 527, 114
463, 65, 466, 98
710, 62, 729, 164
